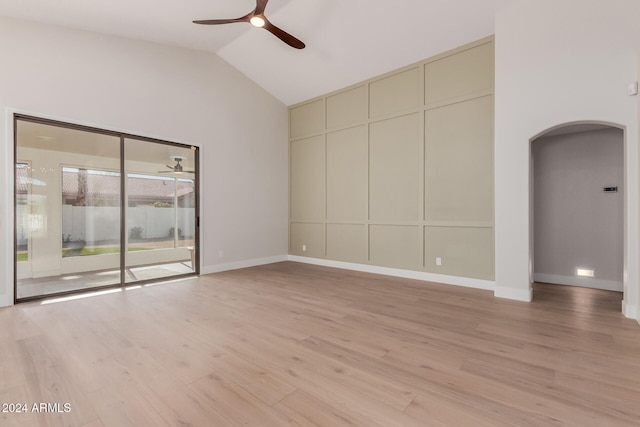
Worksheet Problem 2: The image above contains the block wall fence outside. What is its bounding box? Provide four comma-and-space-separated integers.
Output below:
288, 37, 495, 283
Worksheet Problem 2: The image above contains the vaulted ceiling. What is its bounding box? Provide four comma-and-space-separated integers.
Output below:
0, 0, 516, 105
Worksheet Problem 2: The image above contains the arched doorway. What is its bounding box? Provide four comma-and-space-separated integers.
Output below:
530, 122, 625, 300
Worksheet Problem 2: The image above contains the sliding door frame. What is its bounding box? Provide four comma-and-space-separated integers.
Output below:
13, 113, 200, 303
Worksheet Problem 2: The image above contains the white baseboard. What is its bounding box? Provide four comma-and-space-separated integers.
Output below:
0, 294, 11, 308
287, 255, 495, 291
494, 285, 533, 302
622, 300, 638, 320
200, 255, 289, 275
533, 273, 623, 292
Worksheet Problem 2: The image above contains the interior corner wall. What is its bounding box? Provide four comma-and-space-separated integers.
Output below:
494, 0, 640, 311
0, 17, 288, 307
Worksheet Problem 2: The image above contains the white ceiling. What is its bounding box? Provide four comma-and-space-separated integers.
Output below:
0, 0, 516, 105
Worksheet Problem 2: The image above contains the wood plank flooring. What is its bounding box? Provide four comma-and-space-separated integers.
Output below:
1, 261, 639, 426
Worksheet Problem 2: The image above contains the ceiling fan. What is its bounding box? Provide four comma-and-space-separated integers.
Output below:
193, 0, 305, 49
159, 156, 195, 174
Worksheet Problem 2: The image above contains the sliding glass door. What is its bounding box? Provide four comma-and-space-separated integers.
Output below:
124, 138, 197, 283
14, 115, 198, 302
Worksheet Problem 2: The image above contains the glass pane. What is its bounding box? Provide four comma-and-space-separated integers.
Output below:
177, 177, 196, 249
16, 163, 30, 263
124, 138, 197, 283
61, 167, 122, 258
15, 119, 121, 299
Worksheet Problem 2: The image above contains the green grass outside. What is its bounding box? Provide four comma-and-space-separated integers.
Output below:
17, 253, 28, 262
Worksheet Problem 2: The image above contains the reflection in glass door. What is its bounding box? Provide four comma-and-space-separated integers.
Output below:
14, 116, 199, 302
124, 138, 197, 283
15, 118, 122, 299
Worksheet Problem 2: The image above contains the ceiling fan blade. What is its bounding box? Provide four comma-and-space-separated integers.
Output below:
263, 20, 305, 49
193, 16, 249, 25
254, 0, 269, 16
193, 2, 304, 50
165, 164, 175, 170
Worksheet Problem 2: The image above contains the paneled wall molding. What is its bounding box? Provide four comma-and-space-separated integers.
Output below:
289, 36, 495, 282
294, 91, 494, 138
425, 91, 494, 112
309, 221, 495, 228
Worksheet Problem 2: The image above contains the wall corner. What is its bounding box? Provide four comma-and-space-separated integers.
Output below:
494, 285, 533, 302
622, 299, 638, 320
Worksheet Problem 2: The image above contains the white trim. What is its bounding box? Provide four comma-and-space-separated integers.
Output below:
201, 255, 289, 275
495, 285, 533, 302
0, 294, 10, 308
533, 273, 623, 292
2, 109, 16, 307
287, 255, 495, 291
622, 299, 638, 320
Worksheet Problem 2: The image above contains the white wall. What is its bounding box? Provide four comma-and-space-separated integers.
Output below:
532, 128, 624, 291
0, 17, 289, 306
495, 0, 640, 319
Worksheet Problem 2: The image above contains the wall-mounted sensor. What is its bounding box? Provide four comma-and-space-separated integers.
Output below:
603, 186, 618, 193
628, 82, 638, 96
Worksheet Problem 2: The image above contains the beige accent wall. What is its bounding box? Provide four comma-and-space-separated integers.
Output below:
289, 37, 494, 280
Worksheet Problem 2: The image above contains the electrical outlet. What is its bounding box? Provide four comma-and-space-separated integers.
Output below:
436, 257, 442, 266
302, 244, 307, 252
218, 250, 224, 258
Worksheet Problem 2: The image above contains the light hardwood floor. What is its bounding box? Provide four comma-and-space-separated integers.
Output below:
1, 261, 639, 426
